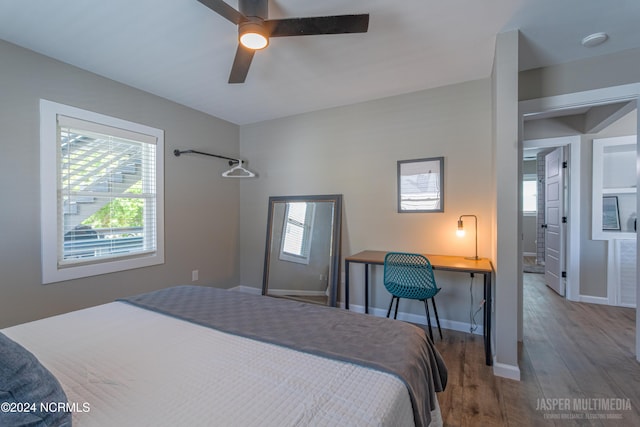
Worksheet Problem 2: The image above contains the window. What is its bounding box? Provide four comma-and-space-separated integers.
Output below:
40, 100, 164, 284
522, 174, 537, 215
279, 202, 315, 264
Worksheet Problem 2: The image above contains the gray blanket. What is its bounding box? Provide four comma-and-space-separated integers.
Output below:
120, 286, 447, 427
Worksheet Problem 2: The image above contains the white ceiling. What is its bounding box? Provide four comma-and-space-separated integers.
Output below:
1, 0, 639, 125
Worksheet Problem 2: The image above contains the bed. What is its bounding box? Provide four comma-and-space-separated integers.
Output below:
1, 285, 447, 427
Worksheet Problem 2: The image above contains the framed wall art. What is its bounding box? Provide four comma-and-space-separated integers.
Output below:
397, 157, 444, 213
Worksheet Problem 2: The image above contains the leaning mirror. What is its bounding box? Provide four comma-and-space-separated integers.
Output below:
262, 194, 343, 307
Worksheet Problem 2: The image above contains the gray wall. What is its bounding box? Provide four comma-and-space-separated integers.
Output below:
239, 79, 493, 326
493, 29, 521, 376
0, 40, 241, 328
522, 216, 537, 255
520, 47, 640, 101
579, 112, 636, 297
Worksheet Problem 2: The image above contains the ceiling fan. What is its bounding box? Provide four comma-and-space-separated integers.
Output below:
197, 0, 369, 83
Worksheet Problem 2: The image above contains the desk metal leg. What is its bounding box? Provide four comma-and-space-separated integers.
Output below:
484, 272, 493, 366
364, 263, 369, 314
345, 260, 350, 310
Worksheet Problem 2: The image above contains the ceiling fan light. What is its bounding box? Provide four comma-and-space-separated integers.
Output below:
239, 21, 269, 50
240, 32, 268, 49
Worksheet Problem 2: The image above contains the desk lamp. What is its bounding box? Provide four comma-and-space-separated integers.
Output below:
456, 214, 479, 260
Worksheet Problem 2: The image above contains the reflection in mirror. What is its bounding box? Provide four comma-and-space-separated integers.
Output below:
262, 195, 343, 307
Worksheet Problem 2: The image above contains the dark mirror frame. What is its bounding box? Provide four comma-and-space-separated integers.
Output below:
262, 194, 343, 307
397, 156, 444, 213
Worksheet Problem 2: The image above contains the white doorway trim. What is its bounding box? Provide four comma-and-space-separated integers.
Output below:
523, 136, 581, 302
520, 83, 640, 117
518, 82, 640, 363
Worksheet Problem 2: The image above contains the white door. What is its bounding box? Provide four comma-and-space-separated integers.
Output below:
544, 147, 565, 296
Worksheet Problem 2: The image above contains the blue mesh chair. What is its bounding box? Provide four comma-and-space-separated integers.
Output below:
383, 252, 442, 341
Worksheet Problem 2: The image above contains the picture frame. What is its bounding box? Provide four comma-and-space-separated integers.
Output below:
397, 157, 444, 213
602, 196, 620, 231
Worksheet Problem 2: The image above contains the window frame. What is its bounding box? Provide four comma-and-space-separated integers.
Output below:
40, 99, 165, 284
279, 202, 316, 265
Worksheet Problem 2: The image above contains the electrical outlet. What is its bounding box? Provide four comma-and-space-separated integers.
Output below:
192, 270, 198, 282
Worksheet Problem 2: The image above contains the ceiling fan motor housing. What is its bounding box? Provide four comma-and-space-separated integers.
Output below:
239, 18, 269, 49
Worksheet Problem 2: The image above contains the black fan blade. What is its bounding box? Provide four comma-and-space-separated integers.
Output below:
197, 0, 245, 25
229, 44, 255, 84
266, 14, 369, 37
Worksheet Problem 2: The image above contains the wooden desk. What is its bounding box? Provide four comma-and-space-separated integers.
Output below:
344, 250, 494, 366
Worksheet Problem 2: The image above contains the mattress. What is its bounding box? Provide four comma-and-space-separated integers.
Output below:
3, 301, 443, 427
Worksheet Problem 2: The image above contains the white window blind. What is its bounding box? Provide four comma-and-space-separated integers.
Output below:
58, 115, 157, 265
280, 202, 315, 264
40, 99, 164, 284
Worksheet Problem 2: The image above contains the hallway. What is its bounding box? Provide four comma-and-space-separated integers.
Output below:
437, 273, 639, 426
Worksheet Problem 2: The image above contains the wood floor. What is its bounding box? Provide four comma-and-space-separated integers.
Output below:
433, 272, 640, 426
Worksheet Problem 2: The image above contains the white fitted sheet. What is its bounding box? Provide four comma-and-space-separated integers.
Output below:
3, 302, 442, 427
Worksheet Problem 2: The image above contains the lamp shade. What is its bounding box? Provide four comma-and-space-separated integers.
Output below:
457, 215, 479, 260
456, 219, 465, 237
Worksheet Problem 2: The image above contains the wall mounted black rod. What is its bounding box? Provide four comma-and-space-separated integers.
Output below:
173, 149, 239, 166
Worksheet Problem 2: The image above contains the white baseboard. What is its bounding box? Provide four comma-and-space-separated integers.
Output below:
231, 286, 327, 298
342, 302, 484, 336
493, 360, 521, 381
266, 289, 327, 297
579, 294, 636, 308
230, 285, 262, 295
578, 295, 609, 305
